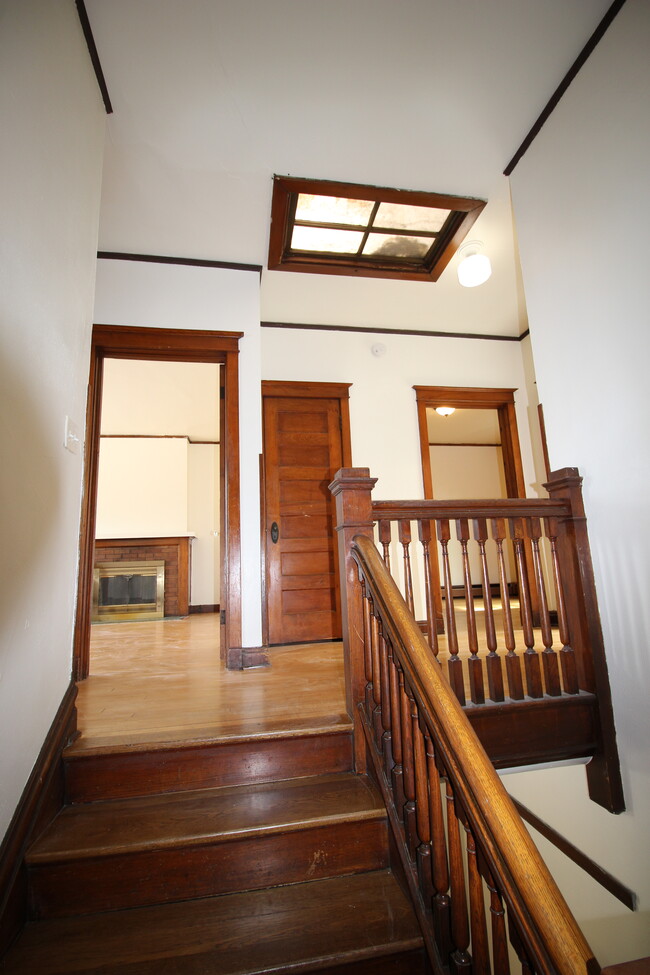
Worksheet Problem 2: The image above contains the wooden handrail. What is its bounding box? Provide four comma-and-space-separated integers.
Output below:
352, 532, 600, 974
372, 497, 571, 520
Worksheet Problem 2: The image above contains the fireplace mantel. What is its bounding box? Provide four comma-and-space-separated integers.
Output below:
94, 536, 194, 617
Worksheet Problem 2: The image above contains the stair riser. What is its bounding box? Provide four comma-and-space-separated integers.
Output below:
302, 951, 427, 974
65, 731, 353, 802
28, 819, 388, 918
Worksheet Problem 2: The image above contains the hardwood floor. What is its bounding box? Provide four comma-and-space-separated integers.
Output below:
73, 614, 348, 750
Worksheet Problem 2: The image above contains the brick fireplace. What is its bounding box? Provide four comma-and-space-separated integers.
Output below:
93, 536, 192, 619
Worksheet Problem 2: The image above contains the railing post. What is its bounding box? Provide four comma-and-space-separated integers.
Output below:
330, 467, 378, 773
545, 468, 625, 813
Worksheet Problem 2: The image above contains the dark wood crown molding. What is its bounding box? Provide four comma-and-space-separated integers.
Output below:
75, 1, 113, 114
504, 0, 628, 175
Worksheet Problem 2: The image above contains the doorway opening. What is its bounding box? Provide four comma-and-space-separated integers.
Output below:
413, 386, 531, 626
73, 325, 242, 681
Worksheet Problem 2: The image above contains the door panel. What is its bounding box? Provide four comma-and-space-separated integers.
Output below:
263, 394, 344, 645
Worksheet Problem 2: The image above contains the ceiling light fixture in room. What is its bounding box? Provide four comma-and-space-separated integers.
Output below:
457, 240, 492, 288
435, 406, 455, 417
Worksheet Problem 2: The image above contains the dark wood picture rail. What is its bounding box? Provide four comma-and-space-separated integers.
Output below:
331, 468, 600, 973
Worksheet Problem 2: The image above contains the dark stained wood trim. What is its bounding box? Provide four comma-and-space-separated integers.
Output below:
91, 324, 243, 355
429, 442, 501, 447
601, 961, 650, 975
268, 175, 486, 283
74, 325, 243, 680
511, 798, 637, 911
189, 604, 220, 614
537, 403, 552, 480
261, 321, 523, 343
259, 453, 269, 648
504, 0, 628, 175
0, 682, 78, 956
74, 1, 113, 114
98, 251, 262, 275
414, 385, 529, 627
261, 380, 352, 400
414, 386, 526, 498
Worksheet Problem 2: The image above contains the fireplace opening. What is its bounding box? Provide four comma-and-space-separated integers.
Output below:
92, 560, 165, 623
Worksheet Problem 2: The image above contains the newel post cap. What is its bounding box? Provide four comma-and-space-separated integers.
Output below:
328, 467, 378, 497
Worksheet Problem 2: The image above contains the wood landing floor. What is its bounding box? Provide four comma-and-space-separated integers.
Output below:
73, 615, 349, 751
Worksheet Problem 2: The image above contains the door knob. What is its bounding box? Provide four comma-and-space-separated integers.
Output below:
270, 522, 279, 544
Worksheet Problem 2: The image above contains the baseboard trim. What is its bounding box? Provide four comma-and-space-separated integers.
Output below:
0, 681, 78, 956
189, 604, 220, 615
226, 646, 270, 670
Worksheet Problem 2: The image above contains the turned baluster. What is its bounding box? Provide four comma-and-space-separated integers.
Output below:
445, 780, 472, 972
509, 923, 535, 975
457, 518, 484, 705
510, 517, 543, 698
463, 824, 491, 975
399, 667, 418, 856
378, 623, 393, 773
370, 607, 383, 744
529, 517, 561, 696
361, 579, 374, 716
437, 519, 465, 705
484, 866, 511, 975
424, 730, 452, 961
410, 704, 433, 903
473, 518, 504, 702
388, 645, 406, 818
545, 516, 579, 694
491, 518, 524, 700
418, 518, 440, 655
398, 520, 415, 615
378, 519, 392, 570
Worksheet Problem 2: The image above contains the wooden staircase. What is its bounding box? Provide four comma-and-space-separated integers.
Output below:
1, 724, 425, 973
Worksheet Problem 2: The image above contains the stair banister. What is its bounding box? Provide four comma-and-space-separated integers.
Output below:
351, 530, 600, 974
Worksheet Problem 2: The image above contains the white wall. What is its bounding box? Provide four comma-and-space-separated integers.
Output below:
508, 0, 650, 963
187, 444, 220, 605
262, 326, 538, 500
96, 437, 189, 537
93, 259, 261, 643
0, 1, 104, 841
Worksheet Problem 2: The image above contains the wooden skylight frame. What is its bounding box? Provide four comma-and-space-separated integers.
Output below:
268, 175, 486, 282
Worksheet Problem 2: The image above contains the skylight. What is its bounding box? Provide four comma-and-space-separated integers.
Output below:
268, 176, 486, 282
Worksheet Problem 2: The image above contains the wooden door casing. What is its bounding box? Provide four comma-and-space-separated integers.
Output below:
262, 382, 352, 646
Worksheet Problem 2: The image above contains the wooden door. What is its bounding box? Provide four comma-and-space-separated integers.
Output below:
262, 382, 351, 645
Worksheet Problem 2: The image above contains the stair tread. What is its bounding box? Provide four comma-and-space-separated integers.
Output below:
3, 871, 423, 974
28, 773, 385, 863
65, 716, 353, 757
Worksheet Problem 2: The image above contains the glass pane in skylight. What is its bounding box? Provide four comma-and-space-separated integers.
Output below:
296, 194, 374, 226
363, 234, 433, 259
291, 225, 364, 254
374, 202, 449, 233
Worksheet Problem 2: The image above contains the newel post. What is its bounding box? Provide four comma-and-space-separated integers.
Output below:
330, 468, 378, 773
545, 468, 625, 812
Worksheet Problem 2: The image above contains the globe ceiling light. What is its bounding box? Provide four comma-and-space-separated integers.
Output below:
457, 240, 492, 288
435, 407, 455, 417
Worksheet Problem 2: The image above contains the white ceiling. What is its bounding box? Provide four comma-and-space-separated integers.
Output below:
86, 0, 613, 336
